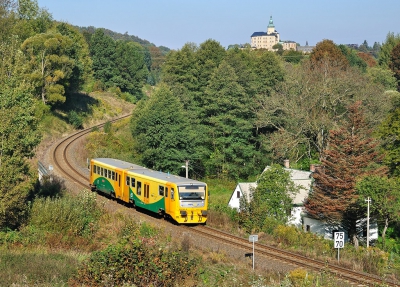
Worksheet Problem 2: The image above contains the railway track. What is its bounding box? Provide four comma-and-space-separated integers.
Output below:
51, 115, 399, 287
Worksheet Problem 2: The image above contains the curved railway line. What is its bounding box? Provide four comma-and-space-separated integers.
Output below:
51, 115, 399, 287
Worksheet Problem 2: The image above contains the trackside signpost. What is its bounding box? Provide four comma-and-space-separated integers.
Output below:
249, 234, 258, 270
334, 232, 345, 262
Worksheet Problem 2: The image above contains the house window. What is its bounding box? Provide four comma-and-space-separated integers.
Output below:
237, 191, 240, 198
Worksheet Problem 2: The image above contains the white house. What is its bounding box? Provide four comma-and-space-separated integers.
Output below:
228, 161, 312, 228
228, 161, 378, 243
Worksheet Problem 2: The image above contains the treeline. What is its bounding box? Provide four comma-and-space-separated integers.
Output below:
130, 37, 400, 178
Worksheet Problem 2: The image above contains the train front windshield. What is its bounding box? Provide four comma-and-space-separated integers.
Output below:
178, 185, 206, 200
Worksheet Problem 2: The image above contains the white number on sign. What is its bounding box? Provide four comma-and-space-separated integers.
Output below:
334, 232, 345, 248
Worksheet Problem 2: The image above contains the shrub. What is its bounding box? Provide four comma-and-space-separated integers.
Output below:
273, 225, 300, 246
35, 175, 66, 198
68, 110, 83, 129
288, 268, 314, 287
72, 238, 199, 287
29, 191, 103, 237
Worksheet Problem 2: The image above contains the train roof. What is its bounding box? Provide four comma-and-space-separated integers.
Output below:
92, 158, 206, 186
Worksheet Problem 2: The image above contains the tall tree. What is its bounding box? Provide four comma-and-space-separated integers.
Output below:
0, 0, 17, 42
0, 36, 41, 229
201, 60, 257, 179
389, 42, 400, 91
356, 175, 400, 246
378, 93, 400, 176
304, 101, 386, 247
112, 40, 148, 97
21, 31, 75, 105
309, 39, 349, 71
161, 43, 199, 110
378, 32, 400, 68
14, 0, 52, 40
195, 39, 226, 92
55, 22, 92, 93
90, 29, 116, 88
253, 50, 285, 96
130, 85, 194, 175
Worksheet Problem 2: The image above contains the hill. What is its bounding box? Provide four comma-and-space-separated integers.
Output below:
78, 25, 171, 54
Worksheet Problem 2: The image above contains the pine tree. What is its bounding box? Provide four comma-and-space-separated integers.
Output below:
304, 101, 386, 247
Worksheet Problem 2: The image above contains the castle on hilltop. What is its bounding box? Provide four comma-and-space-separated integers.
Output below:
250, 16, 297, 51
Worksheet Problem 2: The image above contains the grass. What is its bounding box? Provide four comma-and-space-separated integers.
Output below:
0, 249, 79, 287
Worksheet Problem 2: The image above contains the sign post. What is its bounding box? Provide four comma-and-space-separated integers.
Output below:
334, 232, 345, 263
249, 235, 258, 270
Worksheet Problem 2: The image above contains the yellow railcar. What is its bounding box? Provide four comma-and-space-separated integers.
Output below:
89, 158, 208, 224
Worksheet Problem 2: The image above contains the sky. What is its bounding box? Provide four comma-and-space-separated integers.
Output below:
36, 0, 400, 50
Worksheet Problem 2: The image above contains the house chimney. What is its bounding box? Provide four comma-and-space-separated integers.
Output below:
310, 164, 315, 172
283, 159, 289, 168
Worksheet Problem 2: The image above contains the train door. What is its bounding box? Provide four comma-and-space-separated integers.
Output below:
121, 171, 129, 203
164, 184, 171, 215
136, 181, 142, 204
143, 183, 150, 204
114, 168, 122, 199
169, 186, 176, 217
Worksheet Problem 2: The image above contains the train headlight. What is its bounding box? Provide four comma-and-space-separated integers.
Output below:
201, 210, 207, 216
180, 210, 187, 217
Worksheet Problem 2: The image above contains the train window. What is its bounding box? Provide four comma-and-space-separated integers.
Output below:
137, 181, 142, 195
93, 165, 97, 174
131, 177, 135, 187
126, 176, 130, 186
97, 165, 100, 174
108, 170, 111, 178
159, 186, 164, 196
165, 187, 168, 197
112, 171, 115, 180
171, 188, 174, 200
101, 167, 104, 177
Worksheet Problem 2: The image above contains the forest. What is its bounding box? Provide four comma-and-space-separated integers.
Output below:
1, 0, 400, 285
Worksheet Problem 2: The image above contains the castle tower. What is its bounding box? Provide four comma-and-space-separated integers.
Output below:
267, 16, 275, 34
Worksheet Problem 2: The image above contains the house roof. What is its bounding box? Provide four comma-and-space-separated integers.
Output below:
238, 182, 257, 200
231, 167, 312, 206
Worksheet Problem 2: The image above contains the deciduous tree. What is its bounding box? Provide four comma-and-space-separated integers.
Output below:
239, 164, 299, 232
0, 37, 41, 229
21, 31, 75, 105
130, 85, 194, 175
201, 60, 257, 179
356, 175, 400, 246
389, 42, 400, 91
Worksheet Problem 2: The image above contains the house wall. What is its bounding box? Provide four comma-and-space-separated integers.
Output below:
302, 216, 379, 243
228, 185, 242, 210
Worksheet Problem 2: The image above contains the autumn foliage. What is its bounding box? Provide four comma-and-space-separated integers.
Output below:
304, 102, 386, 243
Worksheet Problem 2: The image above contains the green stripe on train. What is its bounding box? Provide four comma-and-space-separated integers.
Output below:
130, 189, 165, 213
94, 177, 114, 195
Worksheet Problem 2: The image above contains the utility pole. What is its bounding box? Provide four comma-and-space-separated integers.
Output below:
366, 197, 371, 248
181, 160, 189, 178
